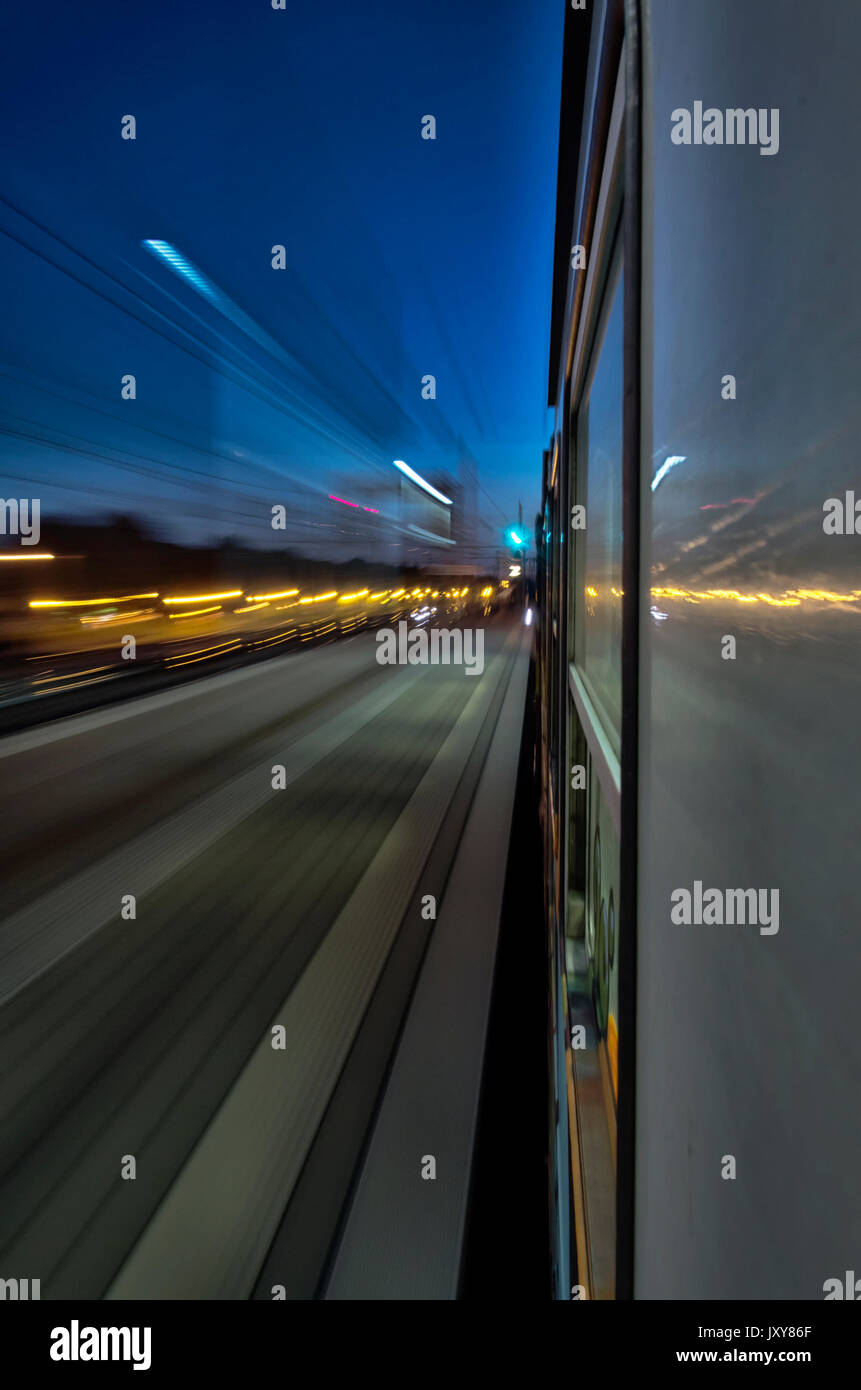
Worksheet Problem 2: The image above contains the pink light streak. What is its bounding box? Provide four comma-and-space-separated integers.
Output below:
700, 496, 759, 510
329, 493, 379, 514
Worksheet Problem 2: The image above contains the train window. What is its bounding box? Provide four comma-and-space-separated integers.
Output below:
565, 230, 624, 1116
552, 23, 625, 1304
570, 240, 624, 759
587, 775, 619, 1059
548, 483, 561, 812
565, 703, 587, 941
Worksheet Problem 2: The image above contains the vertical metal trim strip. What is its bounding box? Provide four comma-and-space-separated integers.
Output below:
616, 0, 642, 1302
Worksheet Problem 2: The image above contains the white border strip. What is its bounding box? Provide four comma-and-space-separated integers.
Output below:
568, 663, 621, 836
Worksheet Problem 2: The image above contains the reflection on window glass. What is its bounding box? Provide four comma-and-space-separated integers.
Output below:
575, 252, 623, 753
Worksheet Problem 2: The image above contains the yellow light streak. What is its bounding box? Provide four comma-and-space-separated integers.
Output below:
166, 639, 241, 663
162, 590, 242, 606
166, 640, 242, 667
33, 665, 112, 684
27, 647, 111, 660
0, 552, 55, 561
168, 606, 222, 619
248, 588, 299, 602
31, 674, 115, 697
29, 592, 159, 609
650, 586, 808, 607
80, 609, 156, 626
252, 630, 298, 648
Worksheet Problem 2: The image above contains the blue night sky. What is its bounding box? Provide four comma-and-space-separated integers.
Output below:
0, 0, 563, 559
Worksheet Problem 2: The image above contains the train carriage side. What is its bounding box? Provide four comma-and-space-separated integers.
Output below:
543, 0, 861, 1301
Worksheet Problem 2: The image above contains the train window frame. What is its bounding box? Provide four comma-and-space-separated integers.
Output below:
565, 52, 625, 841
571, 239, 624, 766
554, 32, 628, 1302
